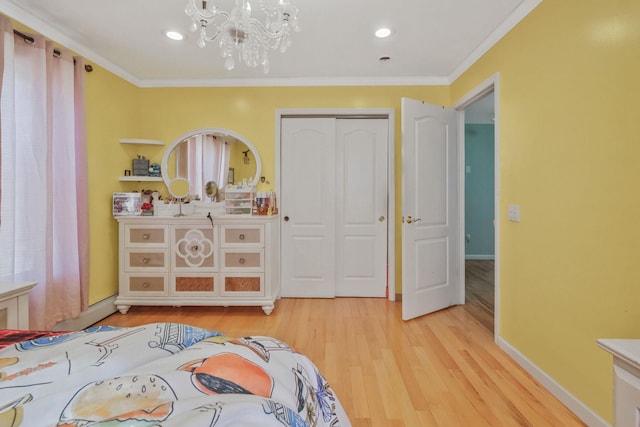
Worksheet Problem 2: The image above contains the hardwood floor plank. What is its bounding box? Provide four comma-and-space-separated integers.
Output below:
465, 259, 495, 331
361, 371, 388, 426
92, 299, 585, 426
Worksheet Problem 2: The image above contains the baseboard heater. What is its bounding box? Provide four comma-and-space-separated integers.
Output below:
53, 295, 118, 331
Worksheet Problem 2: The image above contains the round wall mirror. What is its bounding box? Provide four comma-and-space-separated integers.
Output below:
161, 128, 262, 201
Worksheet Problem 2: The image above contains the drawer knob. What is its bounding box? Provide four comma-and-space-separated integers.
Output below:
142, 282, 150, 288
142, 233, 150, 240
142, 257, 150, 264
239, 234, 245, 240
239, 257, 245, 264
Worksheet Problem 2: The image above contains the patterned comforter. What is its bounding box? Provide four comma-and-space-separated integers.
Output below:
0, 323, 350, 426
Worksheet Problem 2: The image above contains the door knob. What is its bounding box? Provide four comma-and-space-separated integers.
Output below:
378, 216, 385, 222
283, 216, 290, 222
405, 216, 422, 224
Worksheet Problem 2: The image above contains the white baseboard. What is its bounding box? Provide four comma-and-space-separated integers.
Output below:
52, 295, 118, 331
465, 254, 495, 260
496, 336, 610, 427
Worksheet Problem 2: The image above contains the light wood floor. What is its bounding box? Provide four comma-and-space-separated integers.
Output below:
465, 259, 495, 332
94, 299, 585, 426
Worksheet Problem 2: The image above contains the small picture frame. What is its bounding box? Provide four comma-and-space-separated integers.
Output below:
113, 192, 142, 216
227, 167, 235, 184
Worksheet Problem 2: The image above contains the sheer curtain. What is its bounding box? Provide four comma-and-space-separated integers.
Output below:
202, 134, 230, 195
177, 134, 230, 200
0, 15, 89, 330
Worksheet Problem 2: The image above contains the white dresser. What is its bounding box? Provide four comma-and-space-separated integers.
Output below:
0, 281, 37, 329
114, 215, 280, 315
598, 339, 640, 427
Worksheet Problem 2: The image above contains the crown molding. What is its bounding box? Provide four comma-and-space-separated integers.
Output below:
0, 0, 542, 89
136, 75, 451, 88
449, 0, 543, 83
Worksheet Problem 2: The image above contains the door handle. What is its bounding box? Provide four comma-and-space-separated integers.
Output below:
283, 216, 290, 222
379, 216, 385, 222
405, 216, 422, 224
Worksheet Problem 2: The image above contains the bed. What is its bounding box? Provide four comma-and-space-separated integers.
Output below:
0, 322, 351, 426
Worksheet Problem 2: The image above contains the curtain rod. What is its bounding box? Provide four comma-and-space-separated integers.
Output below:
13, 29, 93, 72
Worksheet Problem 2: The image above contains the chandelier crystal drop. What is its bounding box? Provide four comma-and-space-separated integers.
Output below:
185, 0, 300, 73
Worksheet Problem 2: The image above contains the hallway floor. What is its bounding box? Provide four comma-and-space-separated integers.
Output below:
464, 259, 495, 331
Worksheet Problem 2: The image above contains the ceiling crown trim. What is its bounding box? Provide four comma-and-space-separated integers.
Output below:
0, 0, 543, 88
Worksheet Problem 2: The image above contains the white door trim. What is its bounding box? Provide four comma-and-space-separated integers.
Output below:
275, 108, 396, 300
453, 73, 501, 340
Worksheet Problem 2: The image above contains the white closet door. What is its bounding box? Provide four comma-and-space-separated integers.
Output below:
335, 119, 388, 297
280, 118, 336, 297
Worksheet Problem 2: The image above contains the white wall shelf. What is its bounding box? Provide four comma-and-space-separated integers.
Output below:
119, 138, 164, 180
120, 138, 164, 145
119, 176, 163, 182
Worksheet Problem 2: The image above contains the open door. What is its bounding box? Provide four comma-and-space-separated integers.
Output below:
402, 98, 460, 320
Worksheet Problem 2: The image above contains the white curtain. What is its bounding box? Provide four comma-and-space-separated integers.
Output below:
177, 134, 230, 200
202, 134, 230, 195
0, 16, 89, 330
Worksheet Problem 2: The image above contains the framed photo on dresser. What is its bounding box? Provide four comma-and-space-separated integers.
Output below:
112, 192, 142, 216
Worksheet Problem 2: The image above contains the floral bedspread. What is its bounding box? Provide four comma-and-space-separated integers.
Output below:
0, 323, 350, 426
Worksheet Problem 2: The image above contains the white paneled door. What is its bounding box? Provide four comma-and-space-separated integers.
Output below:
281, 118, 336, 297
281, 117, 388, 298
335, 119, 388, 296
401, 98, 460, 320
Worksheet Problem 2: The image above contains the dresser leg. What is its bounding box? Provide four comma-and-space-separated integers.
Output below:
116, 305, 131, 314
262, 304, 274, 315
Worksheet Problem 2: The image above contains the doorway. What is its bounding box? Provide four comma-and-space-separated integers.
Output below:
454, 76, 500, 336
463, 93, 495, 331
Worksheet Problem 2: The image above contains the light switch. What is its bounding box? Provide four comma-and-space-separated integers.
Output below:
508, 204, 520, 222
466, 165, 471, 174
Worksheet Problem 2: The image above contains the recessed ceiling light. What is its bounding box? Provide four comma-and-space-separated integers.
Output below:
375, 27, 392, 38
166, 31, 184, 41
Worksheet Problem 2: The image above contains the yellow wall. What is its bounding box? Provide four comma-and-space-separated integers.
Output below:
451, 0, 640, 422
84, 85, 449, 302
84, 65, 148, 302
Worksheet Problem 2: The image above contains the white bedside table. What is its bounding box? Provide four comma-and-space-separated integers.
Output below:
598, 339, 640, 427
0, 281, 37, 329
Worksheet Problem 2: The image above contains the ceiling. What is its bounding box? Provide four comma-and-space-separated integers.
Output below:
0, 0, 540, 88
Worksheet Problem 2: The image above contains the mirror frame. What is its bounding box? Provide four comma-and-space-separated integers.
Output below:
161, 127, 262, 198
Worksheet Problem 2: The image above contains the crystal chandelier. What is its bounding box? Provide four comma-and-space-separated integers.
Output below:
185, 0, 300, 73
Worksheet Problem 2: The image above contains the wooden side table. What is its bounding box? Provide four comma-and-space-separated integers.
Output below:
0, 281, 37, 329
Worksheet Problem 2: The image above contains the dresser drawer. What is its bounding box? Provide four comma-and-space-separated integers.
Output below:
221, 225, 264, 247
126, 225, 168, 247
124, 274, 168, 296
222, 274, 264, 296
125, 250, 168, 271
172, 273, 217, 295
222, 250, 263, 271
173, 227, 216, 270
